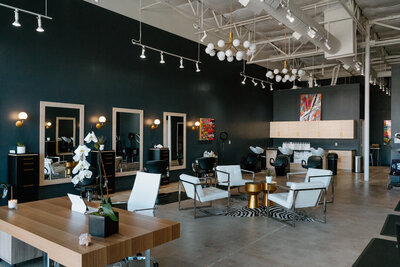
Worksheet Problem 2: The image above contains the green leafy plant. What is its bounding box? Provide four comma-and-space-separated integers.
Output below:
16, 142, 25, 147
94, 136, 106, 150
265, 169, 272, 176
91, 197, 118, 221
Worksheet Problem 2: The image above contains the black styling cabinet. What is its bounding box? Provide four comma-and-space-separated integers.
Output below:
91, 151, 116, 194
8, 154, 39, 203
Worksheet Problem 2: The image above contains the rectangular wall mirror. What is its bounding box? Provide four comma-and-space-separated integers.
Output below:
163, 112, 186, 171
112, 108, 144, 177
40, 101, 84, 186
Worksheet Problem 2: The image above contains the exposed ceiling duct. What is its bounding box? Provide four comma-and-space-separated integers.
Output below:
240, 0, 341, 55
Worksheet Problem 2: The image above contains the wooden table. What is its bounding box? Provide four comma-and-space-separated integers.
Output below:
0, 197, 180, 267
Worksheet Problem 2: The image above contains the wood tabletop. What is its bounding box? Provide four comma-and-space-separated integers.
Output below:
0, 197, 180, 267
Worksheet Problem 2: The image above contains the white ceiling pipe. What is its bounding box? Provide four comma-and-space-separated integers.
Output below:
244, 0, 340, 54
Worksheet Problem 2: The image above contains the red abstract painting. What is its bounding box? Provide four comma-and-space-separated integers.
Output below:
199, 118, 215, 141
300, 93, 322, 121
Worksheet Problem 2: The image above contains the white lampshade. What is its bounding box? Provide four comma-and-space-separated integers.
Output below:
233, 39, 240, 47
246, 50, 252, 56
266, 71, 273, 78
18, 112, 28, 120
275, 75, 282, 82
243, 40, 250, 48
209, 50, 216, 56
217, 51, 225, 58
217, 40, 225, 48
274, 69, 279, 74
205, 47, 211, 54
298, 69, 305, 76
282, 68, 288, 74
236, 51, 244, 59
284, 74, 290, 80
292, 69, 298, 74
227, 56, 234, 62
290, 75, 296, 81
207, 43, 214, 50
249, 43, 256, 51
282, 78, 287, 83
225, 49, 233, 57
154, 119, 160, 125
99, 116, 106, 123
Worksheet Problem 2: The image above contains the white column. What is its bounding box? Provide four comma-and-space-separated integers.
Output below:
364, 24, 371, 181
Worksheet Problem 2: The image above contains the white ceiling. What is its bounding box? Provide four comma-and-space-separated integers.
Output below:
86, 0, 400, 79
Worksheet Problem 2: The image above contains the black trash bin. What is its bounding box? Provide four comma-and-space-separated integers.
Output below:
327, 153, 338, 175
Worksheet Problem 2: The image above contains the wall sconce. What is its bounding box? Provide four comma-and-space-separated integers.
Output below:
96, 116, 106, 129
16, 112, 28, 127
45, 121, 52, 129
151, 119, 160, 129
192, 121, 200, 130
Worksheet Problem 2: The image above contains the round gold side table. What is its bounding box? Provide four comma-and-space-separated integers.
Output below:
261, 182, 277, 207
245, 182, 262, 209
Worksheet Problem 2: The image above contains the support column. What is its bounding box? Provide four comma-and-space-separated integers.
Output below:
364, 23, 371, 181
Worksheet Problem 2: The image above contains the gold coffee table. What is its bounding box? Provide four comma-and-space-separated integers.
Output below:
261, 181, 277, 206
245, 182, 262, 209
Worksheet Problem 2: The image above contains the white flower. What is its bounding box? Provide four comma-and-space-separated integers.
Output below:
71, 175, 81, 185
84, 131, 98, 144
74, 145, 91, 160
79, 170, 92, 179
72, 160, 90, 174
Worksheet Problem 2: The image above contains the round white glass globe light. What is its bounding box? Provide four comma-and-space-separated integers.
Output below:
217, 40, 225, 48
243, 41, 250, 48
233, 39, 240, 47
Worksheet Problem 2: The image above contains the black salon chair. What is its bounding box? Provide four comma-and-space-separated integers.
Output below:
144, 160, 169, 185
302, 156, 323, 169
74, 170, 99, 202
195, 157, 217, 178
240, 153, 259, 172
270, 154, 290, 176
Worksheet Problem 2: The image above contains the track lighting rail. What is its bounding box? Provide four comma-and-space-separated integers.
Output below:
0, 3, 52, 20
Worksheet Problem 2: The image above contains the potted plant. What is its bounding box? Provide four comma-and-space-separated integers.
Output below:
265, 169, 273, 183
16, 142, 26, 154
95, 136, 106, 151
72, 131, 118, 237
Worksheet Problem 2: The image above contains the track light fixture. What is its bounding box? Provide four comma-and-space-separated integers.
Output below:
270, 83, 273, 91
140, 46, 146, 59
261, 82, 265, 89
12, 9, 21, 27
160, 52, 165, 64
307, 27, 316, 39
240, 72, 272, 89
286, 10, 294, 23
36, 16, 44, 32
252, 78, 258, 86
200, 31, 207, 42
241, 76, 246, 84
132, 40, 201, 73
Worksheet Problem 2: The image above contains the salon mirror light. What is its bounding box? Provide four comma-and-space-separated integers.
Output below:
112, 107, 144, 177
39, 101, 84, 186
96, 115, 107, 129
151, 119, 160, 129
163, 112, 186, 171
16, 112, 28, 127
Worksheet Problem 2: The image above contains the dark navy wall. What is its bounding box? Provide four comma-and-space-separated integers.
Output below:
0, 0, 272, 203
391, 65, 400, 162
272, 84, 361, 153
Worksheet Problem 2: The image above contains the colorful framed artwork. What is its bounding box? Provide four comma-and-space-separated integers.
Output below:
300, 93, 322, 121
384, 120, 391, 144
199, 118, 215, 141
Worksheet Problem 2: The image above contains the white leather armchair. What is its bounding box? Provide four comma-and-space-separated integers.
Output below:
286, 168, 334, 203
179, 174, 230, 218
267, 182, 327, 227
215, 165, 254, 194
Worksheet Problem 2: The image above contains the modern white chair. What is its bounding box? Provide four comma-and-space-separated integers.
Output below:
267, 182, 327, 227
286, 168, 334, 203
127, 171, 161, 217
215, 165, 254, 194
179, 174, 230, 218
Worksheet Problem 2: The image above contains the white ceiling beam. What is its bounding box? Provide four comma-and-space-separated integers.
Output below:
187, 0, 196, 16
374, 22, 400, 32
377, 71, 392, 77
371, 37, 400, 47
248, 50, 324, 64
370, 14, 400, 24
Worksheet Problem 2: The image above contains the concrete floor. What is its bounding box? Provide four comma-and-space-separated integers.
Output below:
1, 167, 398, 266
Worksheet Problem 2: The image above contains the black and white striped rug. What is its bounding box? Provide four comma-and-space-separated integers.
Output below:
226, 205, 314, 222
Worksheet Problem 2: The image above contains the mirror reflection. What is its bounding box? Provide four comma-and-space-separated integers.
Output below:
163, 112, 186, 170
113, 108, 143, 176
40, 102, 84, 185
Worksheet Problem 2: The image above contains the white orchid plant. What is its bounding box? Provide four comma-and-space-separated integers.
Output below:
72, 131, 118, 222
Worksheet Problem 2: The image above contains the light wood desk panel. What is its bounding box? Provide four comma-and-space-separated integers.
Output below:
0, 197, 180, 267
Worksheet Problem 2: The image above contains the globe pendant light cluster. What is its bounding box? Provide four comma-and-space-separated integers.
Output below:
205, 0, 256, 62
265, 60, 306, 83
205, 32, 256, 62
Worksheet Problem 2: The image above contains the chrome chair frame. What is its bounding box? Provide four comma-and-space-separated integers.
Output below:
267, 184, 327, 227
215, 168, 254, 196
286, 171, 334, 203
178, 175, 230, 219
